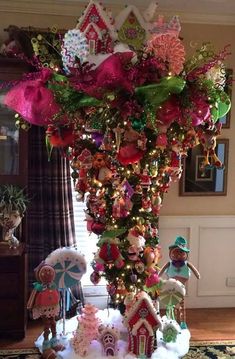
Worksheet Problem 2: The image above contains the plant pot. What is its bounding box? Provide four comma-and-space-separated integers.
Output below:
0, 210, 22, 248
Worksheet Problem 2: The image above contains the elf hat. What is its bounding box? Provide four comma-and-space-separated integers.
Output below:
169, 236, 190, 253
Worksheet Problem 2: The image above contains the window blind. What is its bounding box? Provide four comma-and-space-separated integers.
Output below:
71, 183, 106, 291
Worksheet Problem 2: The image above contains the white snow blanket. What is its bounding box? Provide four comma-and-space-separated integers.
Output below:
35, 309, 190, 359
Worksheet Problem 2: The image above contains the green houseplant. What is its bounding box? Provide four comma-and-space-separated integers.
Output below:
0, 185, 29, 247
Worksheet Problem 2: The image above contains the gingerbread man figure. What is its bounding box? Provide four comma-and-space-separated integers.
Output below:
27, 263, 64, 358
159, 236, 200, 328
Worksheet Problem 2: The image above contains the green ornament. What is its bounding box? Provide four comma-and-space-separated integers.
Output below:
77, 95, 102, 108
218, 93, 231, 118
131, 115, 146, 131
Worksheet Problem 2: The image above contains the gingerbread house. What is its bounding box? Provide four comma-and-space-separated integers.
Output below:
76, 0, 117, 54
115, 5, 148, 50
115, 3, 158, 50
124, 291, 162, 358
98, 325, 120, 356
150, 15, 181, 37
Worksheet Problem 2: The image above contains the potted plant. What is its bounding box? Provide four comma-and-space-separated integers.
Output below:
0, 184, 29, 247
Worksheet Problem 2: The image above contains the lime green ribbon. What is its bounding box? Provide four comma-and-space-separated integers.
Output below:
135, 76, 186, 109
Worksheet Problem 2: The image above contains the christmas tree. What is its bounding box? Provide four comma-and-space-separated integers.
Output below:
4, 5, 231, 311
71, 303, 100, 356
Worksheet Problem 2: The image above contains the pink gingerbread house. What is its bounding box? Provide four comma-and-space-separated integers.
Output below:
98, 325, 120, 356
150, 15, 181, 37
124, 291, 162, 358
76, 0, 117, 54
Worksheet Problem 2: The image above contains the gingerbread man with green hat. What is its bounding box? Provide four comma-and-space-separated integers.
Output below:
159, 236, 200, 328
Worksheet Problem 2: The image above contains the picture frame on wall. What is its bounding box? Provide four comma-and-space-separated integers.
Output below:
179, 139, 229, 196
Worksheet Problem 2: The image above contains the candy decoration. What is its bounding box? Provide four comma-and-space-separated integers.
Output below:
147, 33, 185, 75
61, 29, 88, 74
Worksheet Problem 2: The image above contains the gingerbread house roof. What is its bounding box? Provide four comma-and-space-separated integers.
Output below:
143, 2, 158, 22
124, 291, 162, 330
132, 318, 154, 336
83, 22, 103, 40
115, 5, 148, 31
77, 0, 117, 40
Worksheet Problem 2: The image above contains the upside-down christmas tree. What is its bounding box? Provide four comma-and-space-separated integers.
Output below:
3, 1, 231, 314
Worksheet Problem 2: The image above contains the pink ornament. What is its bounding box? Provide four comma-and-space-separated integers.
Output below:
145, 271, 160, 288
181, 94, 211, 127
95, 262, 105, 272
156, 97, 181, 126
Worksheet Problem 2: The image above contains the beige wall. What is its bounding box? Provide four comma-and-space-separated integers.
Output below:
162, 23, 235, 215
0, 7, 234, 216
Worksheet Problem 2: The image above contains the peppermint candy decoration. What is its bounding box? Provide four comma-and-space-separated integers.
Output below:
61, 29, 88, 74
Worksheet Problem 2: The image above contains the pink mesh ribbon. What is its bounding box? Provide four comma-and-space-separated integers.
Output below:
71, 52, 134, 99
4, 68, 60, 126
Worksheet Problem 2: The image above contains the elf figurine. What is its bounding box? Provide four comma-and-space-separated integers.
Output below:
159, 236, 200, 328
27, 262, 64, 358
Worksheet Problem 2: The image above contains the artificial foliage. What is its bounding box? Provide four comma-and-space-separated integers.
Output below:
3, 3, 231, 309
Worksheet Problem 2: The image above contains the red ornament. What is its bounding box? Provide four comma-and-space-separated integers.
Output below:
90, 271, 101, 285
91, 221, 106, 235
46, 125, 75, 148
98, 243, 124, 268
117, 143, 145, 165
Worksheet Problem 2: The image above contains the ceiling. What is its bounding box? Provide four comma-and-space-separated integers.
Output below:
0, 0, 235, 25
107, 0, 235, 23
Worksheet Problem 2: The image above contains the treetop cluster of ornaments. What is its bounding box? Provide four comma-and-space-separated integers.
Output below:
4, 0, 231, 308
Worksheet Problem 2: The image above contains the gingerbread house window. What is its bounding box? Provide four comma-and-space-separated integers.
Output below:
89, 39, 96, 54
103, 333, 115, 345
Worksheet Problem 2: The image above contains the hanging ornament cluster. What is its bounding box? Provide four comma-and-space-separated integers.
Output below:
3, 1, 231, 307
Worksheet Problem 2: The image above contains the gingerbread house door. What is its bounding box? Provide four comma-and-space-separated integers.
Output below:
139, 334, 148, 357
103, 333, 115, 356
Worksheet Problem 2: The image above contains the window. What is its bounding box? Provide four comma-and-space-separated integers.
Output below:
71, 183, 107, 295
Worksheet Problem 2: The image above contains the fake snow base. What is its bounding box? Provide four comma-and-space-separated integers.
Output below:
35, 309, 190, 359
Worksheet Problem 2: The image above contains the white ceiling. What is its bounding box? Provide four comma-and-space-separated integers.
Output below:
0, 0, 235, 25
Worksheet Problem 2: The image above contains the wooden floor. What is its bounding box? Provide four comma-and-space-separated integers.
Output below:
1, 308, 235, 349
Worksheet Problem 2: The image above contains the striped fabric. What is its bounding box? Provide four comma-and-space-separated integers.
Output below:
27, 126, 76, 287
